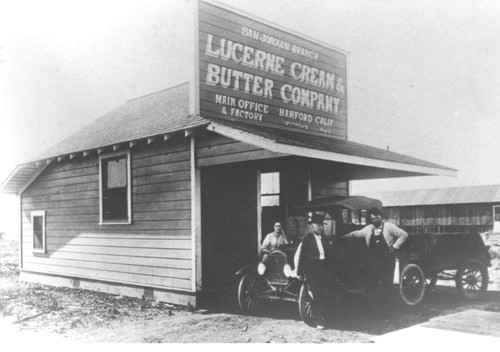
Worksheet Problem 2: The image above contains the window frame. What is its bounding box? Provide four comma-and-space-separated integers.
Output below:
31, 210, 46, 253
260, 171, 281, 207
99, 150, 132, 225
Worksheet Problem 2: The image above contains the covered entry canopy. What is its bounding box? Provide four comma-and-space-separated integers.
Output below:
1, 83, 456, 194
204, 118, 456, 180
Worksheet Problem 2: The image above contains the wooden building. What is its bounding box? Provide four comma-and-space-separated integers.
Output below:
0, 1, 455, 307
365, 184, 500, 235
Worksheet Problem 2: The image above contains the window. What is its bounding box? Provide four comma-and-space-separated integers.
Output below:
100, 152, 131, 224
31, 211, 46, 253
260, 172, 280, 206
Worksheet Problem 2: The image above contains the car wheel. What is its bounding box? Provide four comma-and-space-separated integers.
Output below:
399, 263, 426, 306
298, 281, 316, 327
238, 273, 262, 312
455, 259, 489, 299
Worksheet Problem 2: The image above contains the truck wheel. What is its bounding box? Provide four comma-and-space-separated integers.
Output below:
455, 259, 489, 299
400, 263, 426, 306
298, 281, 316, 327
238, 273, 262, 312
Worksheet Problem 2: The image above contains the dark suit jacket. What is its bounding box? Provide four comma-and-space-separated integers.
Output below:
296, 232, 329, 278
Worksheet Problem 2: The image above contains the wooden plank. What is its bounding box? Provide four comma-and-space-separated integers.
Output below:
135, 200, 191, 212
26, 250, 192, 269
29, 250, 191, 270
133, 170, 191, 186
23, 228, 192, 237
22, 198, 99, 208
23, 256, 192, 279
23, 241, 192, 259
23, 190, 98, 204
32, 174, 98, 189
197, 132, 234, 148
42, 219, 191, 231
46, 236, 192, 249
134, 180, 191, 195
22, 206, 98, 216
46, 214, 99, 223
197, 140, 263, 158
132, 161, 191, 177
21, 262, 191, 290
37, 166, 98, 182
198, 149, 284, 167
132, 140, 190, 160
23, 181, 98, 197
134, 210, 191, 221
39, 157, 97, 173
133, 150, 190, 168
134, 190, 191, 203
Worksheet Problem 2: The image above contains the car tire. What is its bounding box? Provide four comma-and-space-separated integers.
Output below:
455, 259, 489, 299
298, 281, 316, 327
399, 263, 426, 306
238, 273, 261, 313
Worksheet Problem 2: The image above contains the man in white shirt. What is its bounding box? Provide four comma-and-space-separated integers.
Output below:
343, 207, 408, 294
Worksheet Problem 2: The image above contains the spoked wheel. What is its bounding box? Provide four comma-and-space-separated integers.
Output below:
455, 259, 489, 299
399, 263, 426, 306
238, 273, 263, 312
425, 272, 438, 292
298, 281, 316, 327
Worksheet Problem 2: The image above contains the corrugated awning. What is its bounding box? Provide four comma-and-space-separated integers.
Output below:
363, 184, 500, 206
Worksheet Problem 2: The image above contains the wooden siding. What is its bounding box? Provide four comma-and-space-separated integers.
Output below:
196, 132, 280, 167
310, 162, 348, 199
21, 137, 193, 292
384, 203, 495, 234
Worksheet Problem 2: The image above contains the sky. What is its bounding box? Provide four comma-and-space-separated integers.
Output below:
1, 0, 500, 230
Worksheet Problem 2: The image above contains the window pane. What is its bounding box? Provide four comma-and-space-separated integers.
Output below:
260, 172, 279, 195
106, 158, 127, 188
262, 195, 279, 207
103, 188, 128, 221
33, 216, 43, 249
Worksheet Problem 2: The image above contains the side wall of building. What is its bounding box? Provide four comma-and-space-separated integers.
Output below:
20, 135, 194, 305
384, 203, 497, 234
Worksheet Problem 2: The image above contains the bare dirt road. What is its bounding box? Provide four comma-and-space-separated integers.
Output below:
1, 233, 500, 343
1, 270, 499, 343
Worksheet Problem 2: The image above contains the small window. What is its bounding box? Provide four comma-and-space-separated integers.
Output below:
261, 172, 280, 206
100, 152, 131, 224
31, 211, 46, 253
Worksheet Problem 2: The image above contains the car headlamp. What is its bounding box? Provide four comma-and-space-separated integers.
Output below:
257, 262, 266, 275
283, 264, 292, 277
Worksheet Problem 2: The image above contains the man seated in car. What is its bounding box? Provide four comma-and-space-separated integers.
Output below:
260, 222, 289, 262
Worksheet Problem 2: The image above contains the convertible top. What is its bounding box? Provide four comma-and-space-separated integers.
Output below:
291, 196, 383, 215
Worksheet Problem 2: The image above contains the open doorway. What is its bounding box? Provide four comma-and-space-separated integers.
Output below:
259, 171, 285, 245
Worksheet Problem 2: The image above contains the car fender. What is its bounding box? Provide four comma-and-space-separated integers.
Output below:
235, 264, 258, 277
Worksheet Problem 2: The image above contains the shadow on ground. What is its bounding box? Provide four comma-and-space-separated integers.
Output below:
201, 284, 500, 335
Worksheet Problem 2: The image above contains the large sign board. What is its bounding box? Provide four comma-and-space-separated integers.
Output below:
198, 1, 347, 139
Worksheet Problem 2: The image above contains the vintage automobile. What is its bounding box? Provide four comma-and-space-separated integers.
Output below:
398, 231, 491, 305
235, 195, 492, 325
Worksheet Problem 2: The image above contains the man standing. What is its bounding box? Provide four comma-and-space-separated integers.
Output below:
296, 213, 331, 329
342, 207, 408, 295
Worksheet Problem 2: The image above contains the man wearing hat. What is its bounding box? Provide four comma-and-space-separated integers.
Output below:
296, 213, 332, 329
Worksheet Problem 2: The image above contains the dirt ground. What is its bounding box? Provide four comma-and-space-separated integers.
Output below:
1, 233, 500, 343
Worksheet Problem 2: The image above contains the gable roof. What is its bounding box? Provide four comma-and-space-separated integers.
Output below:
28, 82, 208, 163
362, 184, 500, 206
1, 82, 456, 194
